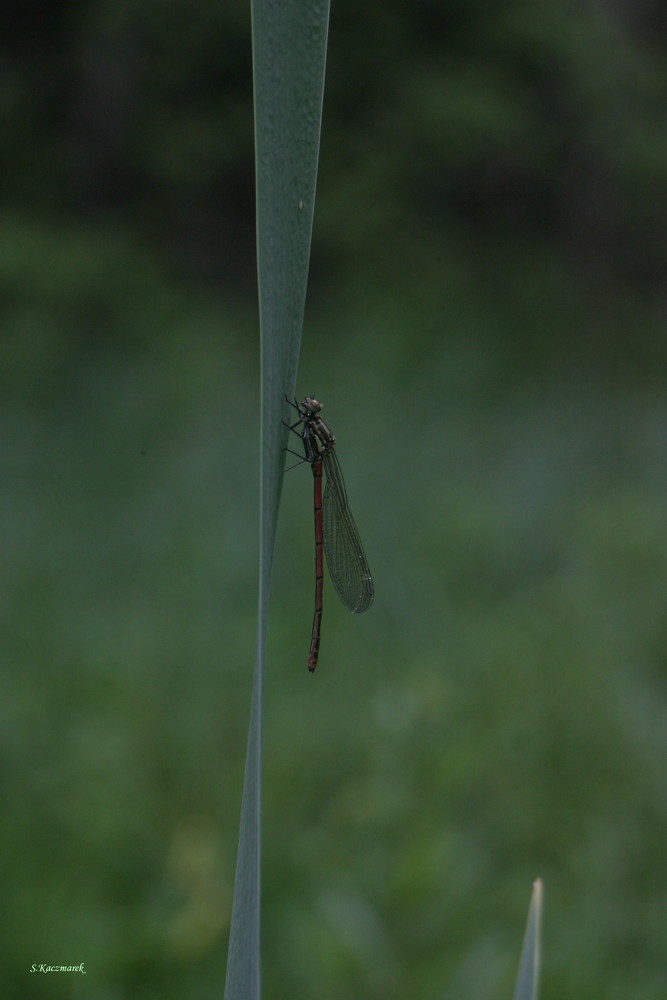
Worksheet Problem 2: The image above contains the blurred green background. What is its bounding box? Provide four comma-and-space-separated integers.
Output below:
3, 2, 667, 998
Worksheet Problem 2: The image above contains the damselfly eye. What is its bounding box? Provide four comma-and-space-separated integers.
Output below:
304, 396, 322, 414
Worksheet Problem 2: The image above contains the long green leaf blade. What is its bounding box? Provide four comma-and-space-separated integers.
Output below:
511, 878, 543, 1000
224, 2, 330, 999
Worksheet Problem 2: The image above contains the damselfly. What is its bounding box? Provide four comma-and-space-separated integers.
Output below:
286, 396, 374, 672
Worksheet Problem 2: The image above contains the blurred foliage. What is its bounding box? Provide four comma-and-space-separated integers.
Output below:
2, 1, 667, 999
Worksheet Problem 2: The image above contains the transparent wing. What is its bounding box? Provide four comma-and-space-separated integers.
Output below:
322, 448, 374, 614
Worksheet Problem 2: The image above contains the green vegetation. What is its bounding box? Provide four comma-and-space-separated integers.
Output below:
2, 3, 667, 999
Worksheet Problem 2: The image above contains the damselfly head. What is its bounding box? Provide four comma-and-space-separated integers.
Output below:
302, 396, 322, 415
